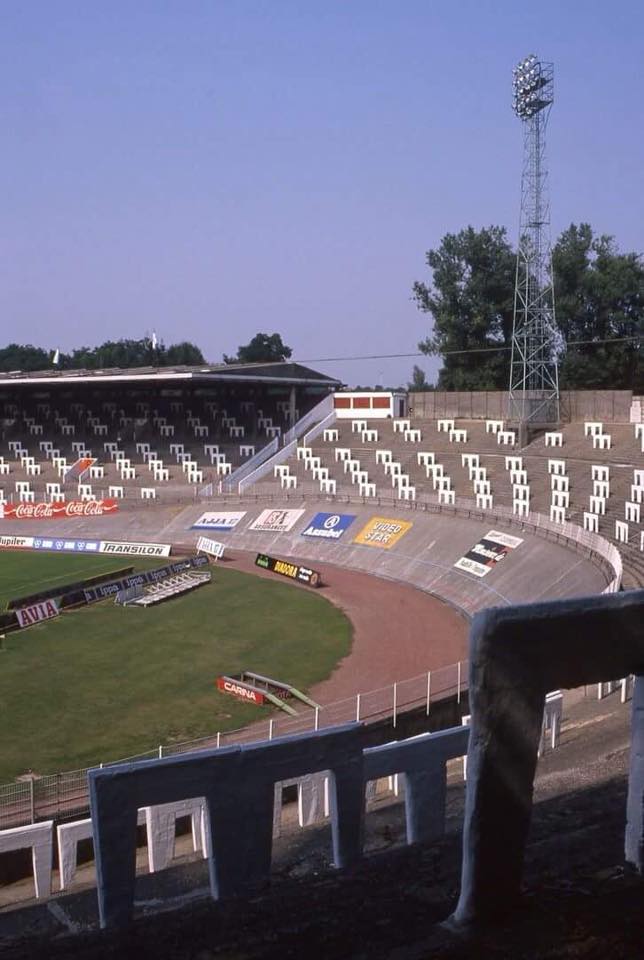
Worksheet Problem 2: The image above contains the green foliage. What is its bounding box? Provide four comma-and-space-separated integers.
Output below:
0, 343, 51, 372
414, 224, 644, 392
0, 553, 351, 780
413, 226, 516, 390
407, 364, 432, 392
0, 338, 206, 372
554, 224, 644, 391
224, 332, 292, 365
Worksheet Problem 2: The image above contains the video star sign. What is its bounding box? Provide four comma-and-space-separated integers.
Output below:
15, 599, 60, 629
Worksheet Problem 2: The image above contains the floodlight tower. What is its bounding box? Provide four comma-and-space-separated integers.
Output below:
508, 54, 560, 425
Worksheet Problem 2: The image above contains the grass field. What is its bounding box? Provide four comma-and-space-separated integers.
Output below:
0, 552, 352, 781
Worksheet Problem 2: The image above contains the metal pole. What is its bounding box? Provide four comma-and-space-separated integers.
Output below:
355, 694, 361, 722
426, 671, 431, 715
158, 745, 163, 759
457, 662, 462, 704
29, 778, 35, 824
216, 732, 221, 749
393, 683, 397, 728
269, 719, 274, 740
314, 706, 319, 731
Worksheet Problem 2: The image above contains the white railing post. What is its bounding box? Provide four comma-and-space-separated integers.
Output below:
355, 694, 361, 722
457, 661, 462, 704
393, 683, 398, 728
269, 719, 275, 740
216, 732, 221, 749
314, 706, 320, 731
426, 671, 431, 715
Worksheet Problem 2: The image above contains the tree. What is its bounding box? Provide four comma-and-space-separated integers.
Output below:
224, 333, 292, 365
553, 224, 644, 391
0, 343, 51, 372
407, 364, 432, 392
413, 226, 516, 390
164, 341, 205, 366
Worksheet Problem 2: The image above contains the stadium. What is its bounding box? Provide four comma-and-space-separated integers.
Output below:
0, 361, 641, 946
2, 7, 644, 957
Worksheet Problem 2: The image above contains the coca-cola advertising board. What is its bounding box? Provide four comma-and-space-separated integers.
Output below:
0, 499, 118, 520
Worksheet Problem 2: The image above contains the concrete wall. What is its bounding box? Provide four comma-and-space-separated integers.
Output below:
410, 391, 633, 423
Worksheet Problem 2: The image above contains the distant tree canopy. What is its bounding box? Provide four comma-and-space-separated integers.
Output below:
407, 364, 432, 392
413, 223, 644, 392
224, 333, 292, 365
0, 338, 206, 372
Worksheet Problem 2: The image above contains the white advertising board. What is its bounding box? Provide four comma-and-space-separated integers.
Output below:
249, 509, 305, 533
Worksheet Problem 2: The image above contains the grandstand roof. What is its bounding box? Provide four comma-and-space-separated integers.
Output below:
0, 361, 341, 389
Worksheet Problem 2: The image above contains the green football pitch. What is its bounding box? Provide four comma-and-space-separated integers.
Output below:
0, 551, 352, 782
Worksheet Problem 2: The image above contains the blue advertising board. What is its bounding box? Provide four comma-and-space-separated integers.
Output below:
32, 537, 101, 553
300, 512, 356, 541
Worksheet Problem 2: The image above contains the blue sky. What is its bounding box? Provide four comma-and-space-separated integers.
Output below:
1, 1, 642, 387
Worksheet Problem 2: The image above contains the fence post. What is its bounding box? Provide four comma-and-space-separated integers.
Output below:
29, 777, 35, 825
457, 661, 462, 704
426, 671, 431, 715
393, 683, 397, 728
158, 746, 163, 759
314, 707, 319, 731
269, 719, 274, 741
216, 732, 221, 749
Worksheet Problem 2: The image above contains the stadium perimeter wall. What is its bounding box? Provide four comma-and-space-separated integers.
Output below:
410, 390, 633, 422
0, 498, 614, 620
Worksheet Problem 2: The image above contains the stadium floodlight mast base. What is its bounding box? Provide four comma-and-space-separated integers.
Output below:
508, 54, 560, 426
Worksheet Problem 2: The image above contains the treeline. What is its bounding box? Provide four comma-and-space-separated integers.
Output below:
0, 338, 205, 373
413, 223, 644, 392
0, 331, 295, 374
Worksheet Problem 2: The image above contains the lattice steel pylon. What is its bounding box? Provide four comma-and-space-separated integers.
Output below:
508, 54, 560, 425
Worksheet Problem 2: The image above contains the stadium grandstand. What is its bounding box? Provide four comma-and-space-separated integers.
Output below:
0, 371, 643, 958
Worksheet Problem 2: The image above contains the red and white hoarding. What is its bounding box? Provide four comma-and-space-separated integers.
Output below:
216, 677, 266, 705
16, 599, 60, 629
0, 499, 118, 520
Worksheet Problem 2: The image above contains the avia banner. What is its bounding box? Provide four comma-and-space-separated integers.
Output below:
353, 517, 413, 549
15, 599, 60, 630
453, 530, 524, 578
0, 499, 118, 520
301, 512, 356, 540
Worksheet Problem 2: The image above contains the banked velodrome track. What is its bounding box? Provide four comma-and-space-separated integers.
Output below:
0, 497, 614, 701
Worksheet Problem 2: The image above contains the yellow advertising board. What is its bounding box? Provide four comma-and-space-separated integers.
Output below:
353, 516, 413, 549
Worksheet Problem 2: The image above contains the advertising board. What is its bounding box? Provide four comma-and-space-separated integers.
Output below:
0, 535, 34, 549
0, 499, 118, 520
255, 553, 321, 587
32, 537, 101, 553
248, 509, 305, 533
99, 541, 171, 558
215, 676, 265, 705
83, 556, 208, 603
353, 517, 413, 549
15, 599, 60, 629
191, 511, 246, 532
453, 530, 524, 578
64, 457, 96, 482
300, 512, 356, 541
196, 536, 225, 559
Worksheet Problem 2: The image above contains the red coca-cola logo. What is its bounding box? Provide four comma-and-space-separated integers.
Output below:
1, 499, 118, 520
